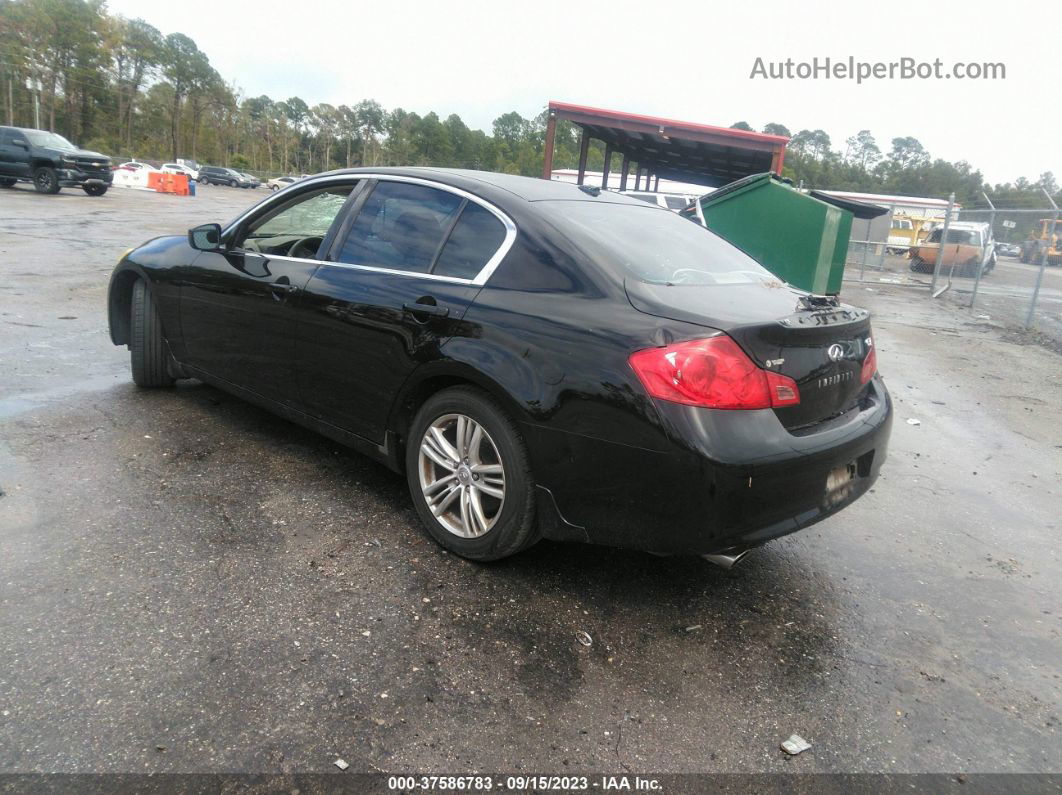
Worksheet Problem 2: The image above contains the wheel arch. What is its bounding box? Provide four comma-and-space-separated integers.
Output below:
107, 263, 152, 346
387, 361, 532, 469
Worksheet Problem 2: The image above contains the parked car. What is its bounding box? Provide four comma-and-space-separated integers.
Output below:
0, 125, 112, 195
239, 172, 261, 188
106, 168, 891, 565
995, 242, 1020, 258
115, 160, 152, 172
910, 222, 996, 277
197, 166, 250, 187
161, 162, 197, 180
267, 175, 299, 191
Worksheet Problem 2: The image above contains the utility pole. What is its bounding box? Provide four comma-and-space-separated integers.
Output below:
969, 191, 994, 308
25, 77, 42, 129
1026, 188, 1059, 328
930, 193, 955, 296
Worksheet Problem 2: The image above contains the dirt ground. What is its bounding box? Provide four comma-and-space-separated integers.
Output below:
0, 183, 1060, 776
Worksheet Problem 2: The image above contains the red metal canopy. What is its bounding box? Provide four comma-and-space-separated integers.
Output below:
542, 101, 789, 190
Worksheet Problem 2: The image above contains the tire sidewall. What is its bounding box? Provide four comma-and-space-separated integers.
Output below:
34, 167, 59, 194
405, 389, 535, 560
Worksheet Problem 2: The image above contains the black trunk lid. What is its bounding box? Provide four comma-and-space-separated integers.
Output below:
625, 280, 873, 430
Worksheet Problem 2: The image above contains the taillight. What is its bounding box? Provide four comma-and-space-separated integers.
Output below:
860, 334, 878, 384
628, 336, 800, 409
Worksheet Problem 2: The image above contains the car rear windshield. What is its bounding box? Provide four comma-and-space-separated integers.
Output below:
928, 228, 980, 245
537, 201, 778, 286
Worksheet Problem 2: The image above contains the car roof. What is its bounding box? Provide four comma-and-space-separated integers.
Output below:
312, 166, 654, 206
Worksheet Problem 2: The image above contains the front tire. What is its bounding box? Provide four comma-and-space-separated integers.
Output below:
82, 183, 108, 196
33, 166, 60, 194
130, 280, 175, 388
0, 177, 16, 188
406, 387, 538, 561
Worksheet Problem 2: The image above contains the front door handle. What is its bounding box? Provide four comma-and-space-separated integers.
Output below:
403, 301, 449, 319
270, 276, 298, 300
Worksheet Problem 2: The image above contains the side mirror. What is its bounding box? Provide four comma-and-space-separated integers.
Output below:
188, 223, 222, 251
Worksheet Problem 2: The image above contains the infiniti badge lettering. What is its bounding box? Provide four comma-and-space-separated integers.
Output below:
818, 371, 853, 389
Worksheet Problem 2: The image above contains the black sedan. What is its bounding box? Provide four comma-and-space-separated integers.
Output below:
107, 168, 892, 565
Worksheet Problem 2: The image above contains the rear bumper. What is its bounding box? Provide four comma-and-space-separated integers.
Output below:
529, 376, 892, 555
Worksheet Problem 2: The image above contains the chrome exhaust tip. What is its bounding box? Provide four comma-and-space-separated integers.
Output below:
702, 547, 753, 569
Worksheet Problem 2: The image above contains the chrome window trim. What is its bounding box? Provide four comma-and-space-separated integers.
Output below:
223, 172, 518, 287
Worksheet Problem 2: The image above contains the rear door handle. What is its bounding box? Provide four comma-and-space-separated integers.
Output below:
403, 302, 449, 318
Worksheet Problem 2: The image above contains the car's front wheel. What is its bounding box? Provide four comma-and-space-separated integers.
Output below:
130, 280, 175, 388
33, 166, 60, 194
406, 387, 538, 560
0, 177, 16, 188
82, 183, 108, 196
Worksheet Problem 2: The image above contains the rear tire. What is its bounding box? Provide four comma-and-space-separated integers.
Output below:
33, 166, 60, 194
82, 183, 107, 196
406, 387, 538, 561
130, 280, 175, 388
0, 177, 15, 188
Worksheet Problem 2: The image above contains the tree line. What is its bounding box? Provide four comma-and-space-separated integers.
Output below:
1, 0, 1056, 213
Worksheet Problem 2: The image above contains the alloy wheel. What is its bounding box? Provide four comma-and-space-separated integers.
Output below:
417, 413, 505, 538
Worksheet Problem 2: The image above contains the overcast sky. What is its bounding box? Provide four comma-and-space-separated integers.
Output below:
107, 0, 1061, 186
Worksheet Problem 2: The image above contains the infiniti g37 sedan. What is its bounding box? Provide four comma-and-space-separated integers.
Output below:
107, 168, 892, 565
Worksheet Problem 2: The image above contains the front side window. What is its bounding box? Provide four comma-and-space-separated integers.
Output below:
337, 181, 463, 273
236, 185, 354, 257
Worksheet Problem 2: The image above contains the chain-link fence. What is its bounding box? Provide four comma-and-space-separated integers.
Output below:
842, 194, 1062, 347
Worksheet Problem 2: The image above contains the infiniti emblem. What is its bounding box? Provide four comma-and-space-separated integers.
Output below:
827, 343, 844, 361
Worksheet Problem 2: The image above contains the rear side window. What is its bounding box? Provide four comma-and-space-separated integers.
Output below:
338, 181, 462, 273
434, 202, 507, 279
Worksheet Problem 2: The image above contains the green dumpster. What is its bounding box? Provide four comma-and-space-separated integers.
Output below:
691, 172, 853, 295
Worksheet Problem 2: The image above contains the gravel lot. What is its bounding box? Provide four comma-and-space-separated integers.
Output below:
1, 183, 1060, 775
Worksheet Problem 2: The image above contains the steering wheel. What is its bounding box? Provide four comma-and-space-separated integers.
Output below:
286, 236, 323, 259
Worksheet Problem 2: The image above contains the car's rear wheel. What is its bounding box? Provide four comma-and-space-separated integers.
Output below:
198, 176, 207, 184
270, 184, 279, 191
33, 166, 60, 194
130, 280, 175, 388
0, 177, 16, 188
82, 183, 107, 196
406, 387, 538, 561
